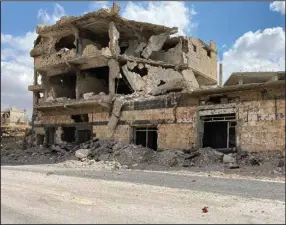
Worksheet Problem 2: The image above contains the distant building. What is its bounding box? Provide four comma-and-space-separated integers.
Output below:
1, 107, 29, 125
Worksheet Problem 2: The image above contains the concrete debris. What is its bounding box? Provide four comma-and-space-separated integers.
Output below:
135, 42, 147, 55
228, 162, 240, 169
277, 159, 285, 168
75, 149, 91, 159
122, 65, 145, 91
108, 22, 120, 57
181, 69, 199, 90
141, 27, 178, 59
1, 139, 285, 176
127, 61, 137, 70
149, 78, 186, 96
150, 40, 185, 64
107, 98, 125, 131
223, 154, 237, 164
83, 92, 95, 99
138, 63, 144, 70
124, 40, 140, 56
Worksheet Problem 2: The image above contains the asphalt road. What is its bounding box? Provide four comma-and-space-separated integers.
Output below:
1, 165, 285, 224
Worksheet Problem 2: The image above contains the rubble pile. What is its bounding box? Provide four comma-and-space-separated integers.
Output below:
1, 127, 27, 137
1, 139, 285, 174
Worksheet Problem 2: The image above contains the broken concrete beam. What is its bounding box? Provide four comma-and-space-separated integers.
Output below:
83, 92, 95, 100
108, 22, 120, 57
107, 115, 119, 132
149, 78, 186, 96
112, 98, 125, 117
135, 42, 147, 55
141, 27, 178, 59
181, 69, 199, 90
83, 93, 112, 109
124, 40, 139, 56
107, 98, 125, 131
122, 65, 145, 91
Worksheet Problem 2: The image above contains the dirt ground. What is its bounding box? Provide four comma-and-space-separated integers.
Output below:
2, 167, 285, 224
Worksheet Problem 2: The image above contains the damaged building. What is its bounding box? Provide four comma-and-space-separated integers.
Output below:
1, 108, 29, 144
28, 5, 285, 153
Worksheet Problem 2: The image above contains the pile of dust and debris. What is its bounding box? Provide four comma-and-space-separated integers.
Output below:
1, 139, 285, 175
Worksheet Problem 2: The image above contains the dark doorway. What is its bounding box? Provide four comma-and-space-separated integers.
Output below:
134, 127, 158, 150
77, 129, 92, 143
46, 127, 55, 145
203, 122, 228, 149
201, 113, 236, 149
36, 134, 44, 145
62, 127, 76, 142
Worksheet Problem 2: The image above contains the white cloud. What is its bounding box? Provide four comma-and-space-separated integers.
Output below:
37, 3, 66, 25
1, 31, 37, 52
1, 30, 36, 117
270, 1, 285, 15
90, 1, 110, 10
1, 3, 68, 118
1, 54, 34, 118
221, 27, 285, 83
121, 1, 197, 36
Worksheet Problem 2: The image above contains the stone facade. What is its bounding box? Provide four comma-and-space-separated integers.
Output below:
28, 4, 285, 154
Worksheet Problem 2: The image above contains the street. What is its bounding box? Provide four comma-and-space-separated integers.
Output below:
1, 165, 285, 224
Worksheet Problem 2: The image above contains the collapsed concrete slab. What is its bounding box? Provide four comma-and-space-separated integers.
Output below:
122, 65, 145, 92
144, 65, 184, 94
149, 78, 186, 96
141, 27, 178, 59
181, 69, 199, 90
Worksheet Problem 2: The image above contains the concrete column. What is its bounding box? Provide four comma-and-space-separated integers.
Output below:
33, 92, 40, 106
33, 69, 38, 85
108, 59, 120, 96
219, 63, 223, 86
75, 71, 81, 99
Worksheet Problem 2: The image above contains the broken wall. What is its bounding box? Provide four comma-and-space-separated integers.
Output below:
186, 38, 217, 82
47, 75, 76, 99
33, 84, 285, 153
77, 73, 109, 98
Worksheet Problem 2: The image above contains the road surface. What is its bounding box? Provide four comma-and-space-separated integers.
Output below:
1, 165, 285, 224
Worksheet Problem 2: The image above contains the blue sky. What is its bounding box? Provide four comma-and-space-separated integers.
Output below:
1, 1, 285, 117
1, 1, 285, 58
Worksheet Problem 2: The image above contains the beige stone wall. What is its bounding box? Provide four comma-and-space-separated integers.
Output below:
93, 125, 130, 143
158, 123, 195, 149
187, 37, 217, 82
237, 99, 285, 152
120, 108, 174, 122
35, 86, 285, 152
41, 115, 74, 124
34, 127, 45, 135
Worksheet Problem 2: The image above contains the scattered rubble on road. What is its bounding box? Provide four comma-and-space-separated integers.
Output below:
1, 138, 285, 177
